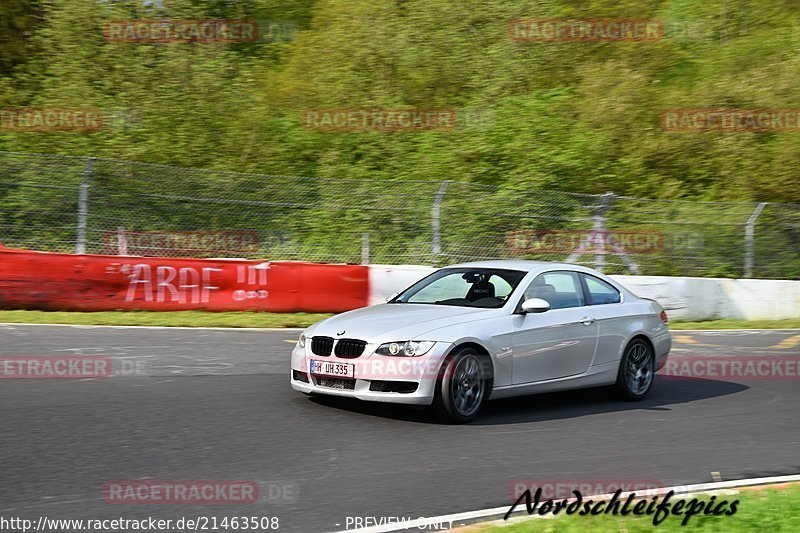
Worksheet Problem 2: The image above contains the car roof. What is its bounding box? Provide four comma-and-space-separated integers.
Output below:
444, 260, 592, 273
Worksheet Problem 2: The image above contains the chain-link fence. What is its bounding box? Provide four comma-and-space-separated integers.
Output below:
0, 150, 798, 279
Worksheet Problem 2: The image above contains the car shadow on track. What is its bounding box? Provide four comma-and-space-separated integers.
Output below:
306, 376, 748, 425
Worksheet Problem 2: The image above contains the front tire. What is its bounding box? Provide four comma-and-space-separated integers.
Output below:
431, 347, 490, 423
615, 338, 655, 400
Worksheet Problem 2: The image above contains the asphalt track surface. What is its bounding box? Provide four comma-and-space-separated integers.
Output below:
1, 324, 799, 532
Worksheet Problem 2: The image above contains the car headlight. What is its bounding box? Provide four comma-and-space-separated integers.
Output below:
297, 333, 306, 348
375, 341, 435, 357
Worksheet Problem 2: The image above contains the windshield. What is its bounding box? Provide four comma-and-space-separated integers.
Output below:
390, 268, 527, 308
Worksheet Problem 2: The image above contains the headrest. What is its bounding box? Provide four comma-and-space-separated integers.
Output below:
534, 284, 556, 300
468, 281, 495, 300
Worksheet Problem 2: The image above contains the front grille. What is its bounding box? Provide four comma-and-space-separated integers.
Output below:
311, 336, 334, 356
292, 370, 309, 383
316, 377, 356, 390
369, 381, 418, 394
334, 339, 367, 358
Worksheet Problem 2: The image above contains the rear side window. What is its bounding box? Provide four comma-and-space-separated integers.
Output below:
523, 271, 585, 310
582, 275, 621, 305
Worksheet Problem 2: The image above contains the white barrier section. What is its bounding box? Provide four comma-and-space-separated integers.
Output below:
613, 275, 800, 321
367, 264, 434, 306
368, 266, 800, 321
718, 278, 800, 320
611, 275, 723, 321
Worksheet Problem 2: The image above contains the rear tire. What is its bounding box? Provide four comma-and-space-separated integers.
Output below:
431, 347, 490, 423
614, 338, 655, 400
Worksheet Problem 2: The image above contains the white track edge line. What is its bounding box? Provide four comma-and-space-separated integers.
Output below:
331, 473, 800, 533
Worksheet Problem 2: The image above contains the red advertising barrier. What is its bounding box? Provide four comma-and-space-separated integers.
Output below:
0, 248, 368, 313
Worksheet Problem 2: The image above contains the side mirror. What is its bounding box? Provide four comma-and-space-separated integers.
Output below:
385, 292, 399, 303
520, 298, 550, 314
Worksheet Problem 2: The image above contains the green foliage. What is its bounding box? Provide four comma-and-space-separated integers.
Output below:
1, 0, 799, 202
0, 1, 798, 275
0, 0, 41, 75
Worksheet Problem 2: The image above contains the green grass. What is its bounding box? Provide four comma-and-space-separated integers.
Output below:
669, 318, 800, 330
0, 310, 799, 330
0, 309, 333, 328
474, 485, 800, 532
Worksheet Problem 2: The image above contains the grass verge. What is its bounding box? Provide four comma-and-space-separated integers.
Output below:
0, 309, 333, 328
470, 483, 800, 532
669, 318, 800, 330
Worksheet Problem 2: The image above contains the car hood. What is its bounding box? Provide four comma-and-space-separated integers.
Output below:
309, 303, 500, 343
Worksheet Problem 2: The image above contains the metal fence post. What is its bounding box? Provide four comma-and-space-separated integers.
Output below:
593, 192, 615, 272
361, 232, 370, 264
576, 191, 613, 272
744, 202, 768, 278
431, 180, 450, 264
76, 157, 95, 254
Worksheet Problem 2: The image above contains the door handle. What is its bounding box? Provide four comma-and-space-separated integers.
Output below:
579, 317, 595, 326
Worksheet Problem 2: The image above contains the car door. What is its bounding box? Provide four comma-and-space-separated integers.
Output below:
578, 273, 626, 367
511, 270, 599, 384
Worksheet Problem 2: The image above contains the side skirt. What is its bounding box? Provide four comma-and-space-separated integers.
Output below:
489, 361, 618, 400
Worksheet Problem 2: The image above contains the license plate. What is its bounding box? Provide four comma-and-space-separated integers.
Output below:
309, 359, 355, 379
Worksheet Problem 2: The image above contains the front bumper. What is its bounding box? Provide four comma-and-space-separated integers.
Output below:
289, 341, 453, 405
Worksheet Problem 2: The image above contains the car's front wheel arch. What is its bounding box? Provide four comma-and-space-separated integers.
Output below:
443, 341, 494, 394
430, 342, 494, 423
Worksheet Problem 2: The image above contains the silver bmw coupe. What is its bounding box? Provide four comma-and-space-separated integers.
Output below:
290, 261, 671, 422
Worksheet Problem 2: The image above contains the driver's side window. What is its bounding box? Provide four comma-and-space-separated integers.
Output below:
523, 271, 585, 310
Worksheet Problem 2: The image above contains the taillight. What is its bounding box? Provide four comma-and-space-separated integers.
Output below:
660, 310, 668, 324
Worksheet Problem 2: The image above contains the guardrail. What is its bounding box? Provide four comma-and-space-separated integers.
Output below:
0, 246, 367, 313
1, 247, 797, 320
